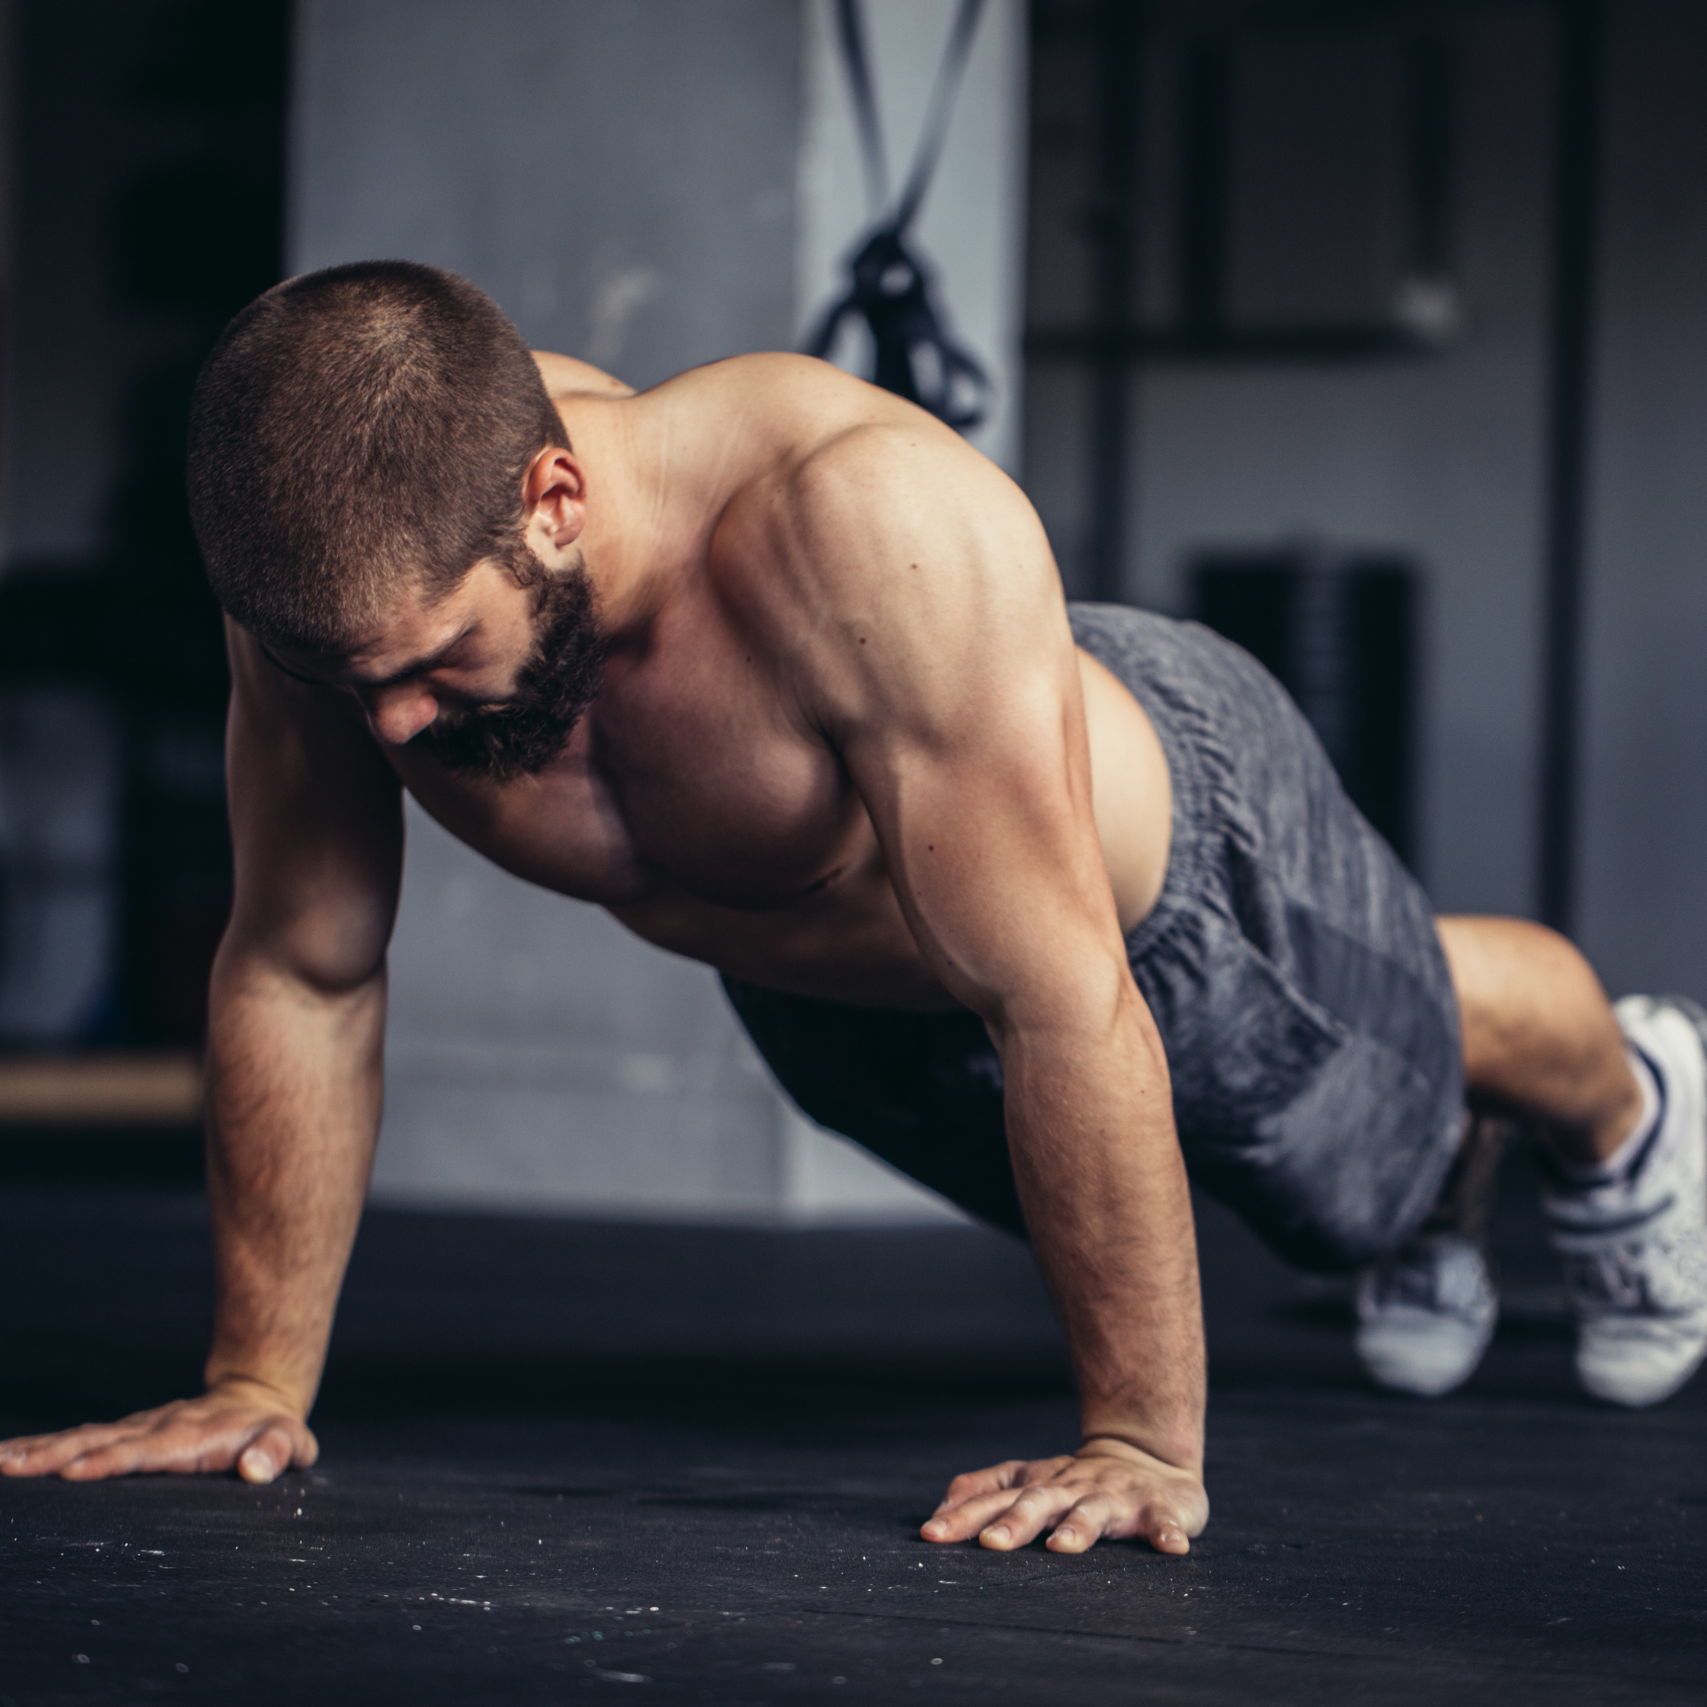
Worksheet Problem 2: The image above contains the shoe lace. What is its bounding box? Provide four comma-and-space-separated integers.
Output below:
1565, 1246, 1659, 1313
1564, 1232, 1707, 1318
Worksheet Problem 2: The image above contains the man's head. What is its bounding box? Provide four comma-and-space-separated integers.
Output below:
189, 261, 605, 776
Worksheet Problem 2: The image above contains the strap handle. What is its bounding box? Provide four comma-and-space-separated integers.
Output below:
811, 0, 992, 432
887, 0, 984, 239
833, 0, 984, 236
833, 0, 890, 221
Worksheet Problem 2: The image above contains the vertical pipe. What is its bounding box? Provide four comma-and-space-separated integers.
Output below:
1178, 36, 1231, 342
1404, 32, 1455, 280
1088, 0, 1142, 605
1537, 0, 1602, 934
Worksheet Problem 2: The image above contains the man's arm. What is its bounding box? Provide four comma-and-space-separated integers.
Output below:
0, 623, 403, 1483
754, 419, 1208, 1553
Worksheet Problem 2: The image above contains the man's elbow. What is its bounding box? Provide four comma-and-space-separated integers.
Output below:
983, 950, 1148, 1056
211, 913, 390, 1011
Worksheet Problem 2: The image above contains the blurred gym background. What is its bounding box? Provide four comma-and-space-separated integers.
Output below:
0, 0, 1703, 1223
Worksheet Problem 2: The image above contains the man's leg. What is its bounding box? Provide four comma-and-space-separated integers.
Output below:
1427, 915, 1707, 1406
1435, 915, 1642, 1162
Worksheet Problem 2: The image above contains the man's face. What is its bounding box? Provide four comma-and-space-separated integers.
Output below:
266, 546, 605, 781
413, 549, 605, 780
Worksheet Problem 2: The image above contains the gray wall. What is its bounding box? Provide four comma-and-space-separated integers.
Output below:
290, 0, 1027, 1220
292, 0, 799, 391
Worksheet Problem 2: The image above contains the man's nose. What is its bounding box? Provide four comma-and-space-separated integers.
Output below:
365, 685, 439, 746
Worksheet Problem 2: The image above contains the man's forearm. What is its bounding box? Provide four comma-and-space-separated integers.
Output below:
201, 945, 387, 1417
998, 984, 1205, 1472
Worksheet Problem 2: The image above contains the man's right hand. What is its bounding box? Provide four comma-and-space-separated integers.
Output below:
0, 1379, 317, 1484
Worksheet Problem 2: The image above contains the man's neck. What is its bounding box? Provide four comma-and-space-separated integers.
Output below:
560, 391, 683, 640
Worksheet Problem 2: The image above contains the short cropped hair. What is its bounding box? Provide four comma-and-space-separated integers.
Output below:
187, 260, 568, 653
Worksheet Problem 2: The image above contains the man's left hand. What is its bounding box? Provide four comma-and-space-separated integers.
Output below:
921, 1439, 1208, 1555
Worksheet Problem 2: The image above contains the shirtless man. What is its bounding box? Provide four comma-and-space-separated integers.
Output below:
4, 263, 1704, 1555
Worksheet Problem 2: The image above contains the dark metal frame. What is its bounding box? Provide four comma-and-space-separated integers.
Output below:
1536, 0, 1602, 936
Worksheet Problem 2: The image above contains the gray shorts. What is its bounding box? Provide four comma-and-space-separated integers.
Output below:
723, 604, 1464, 1271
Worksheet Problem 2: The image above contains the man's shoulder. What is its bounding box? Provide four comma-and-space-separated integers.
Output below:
658, 349, 870, 404
656, 353, 932, 468
706, 393, 1034, 673
718, 367, 986, 528
711, 413, 952, 607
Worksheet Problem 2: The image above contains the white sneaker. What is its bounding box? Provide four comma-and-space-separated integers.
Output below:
1356, 1233, 1499, 1396
1543, 994, 1707, 1408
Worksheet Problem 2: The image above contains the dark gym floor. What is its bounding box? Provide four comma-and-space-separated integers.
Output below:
1, 1140, 1703, 1705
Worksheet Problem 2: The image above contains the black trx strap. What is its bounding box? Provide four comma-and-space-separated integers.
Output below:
803, 0, 991, 432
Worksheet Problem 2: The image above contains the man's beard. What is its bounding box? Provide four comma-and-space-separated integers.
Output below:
414, 551, 605, 781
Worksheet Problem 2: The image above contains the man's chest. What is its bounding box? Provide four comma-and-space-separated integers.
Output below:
399, 595, 878, 917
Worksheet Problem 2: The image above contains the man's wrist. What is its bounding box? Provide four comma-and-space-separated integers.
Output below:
1078, 1430, 1203, 1479
201, 1368, 312, 1418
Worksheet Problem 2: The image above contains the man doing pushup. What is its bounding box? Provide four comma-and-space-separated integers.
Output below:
4, 263, 1703, 1556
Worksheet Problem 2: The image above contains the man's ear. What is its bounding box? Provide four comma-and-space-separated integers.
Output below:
522, 446, 587, 557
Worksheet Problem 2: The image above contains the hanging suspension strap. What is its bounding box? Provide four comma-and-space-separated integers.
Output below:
803, 0, 991, 432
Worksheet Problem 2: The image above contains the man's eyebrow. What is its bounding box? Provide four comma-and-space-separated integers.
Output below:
255, 640, 330, 686
354, 633, 473, 689
257, 631, 473, 690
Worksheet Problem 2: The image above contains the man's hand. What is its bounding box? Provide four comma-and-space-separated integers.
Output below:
0, 1379, 317, 1484
921, 1439, 1208, 1555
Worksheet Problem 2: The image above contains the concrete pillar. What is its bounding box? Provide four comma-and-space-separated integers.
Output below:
288, 0, 1026, 1220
